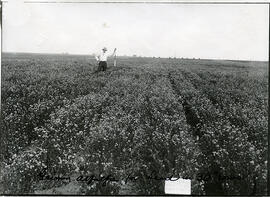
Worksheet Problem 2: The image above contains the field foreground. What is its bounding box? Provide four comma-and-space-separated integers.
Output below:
0, 53, 268, 195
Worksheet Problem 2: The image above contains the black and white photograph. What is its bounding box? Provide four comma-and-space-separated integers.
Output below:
0, 0, 269, 195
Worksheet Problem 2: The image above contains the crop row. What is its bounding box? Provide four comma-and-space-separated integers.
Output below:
169, 69, 266, 195
182, 69, 267, 150
2, 62, 200, 194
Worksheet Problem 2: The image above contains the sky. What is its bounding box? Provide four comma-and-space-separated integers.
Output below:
2, 1, 269, 60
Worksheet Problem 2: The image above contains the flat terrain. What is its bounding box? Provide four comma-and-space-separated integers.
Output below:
1, 53, 268, 195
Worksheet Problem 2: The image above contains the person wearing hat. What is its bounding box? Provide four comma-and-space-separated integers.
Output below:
95, 47, 117, 71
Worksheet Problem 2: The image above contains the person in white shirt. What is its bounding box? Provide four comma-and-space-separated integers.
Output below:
95, 47, 117, 71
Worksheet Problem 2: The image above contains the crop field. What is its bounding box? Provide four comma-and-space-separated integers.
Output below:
0, 53, 268, 195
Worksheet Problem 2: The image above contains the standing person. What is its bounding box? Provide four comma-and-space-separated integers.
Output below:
95, 47, 117, 71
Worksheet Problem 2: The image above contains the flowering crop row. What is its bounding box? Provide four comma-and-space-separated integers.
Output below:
2, 57, 200, 194
1, 55, 268, 195
169, 67, 267, 195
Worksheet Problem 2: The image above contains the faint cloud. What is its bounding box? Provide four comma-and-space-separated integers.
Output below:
3, 0, 31, 27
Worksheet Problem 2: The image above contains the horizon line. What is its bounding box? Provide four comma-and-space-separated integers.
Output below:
2, 51, 268, 62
